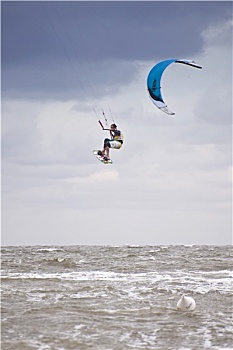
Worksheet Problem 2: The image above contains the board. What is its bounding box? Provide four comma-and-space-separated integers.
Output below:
93, 150, 112, 164
93, 150, 113, 164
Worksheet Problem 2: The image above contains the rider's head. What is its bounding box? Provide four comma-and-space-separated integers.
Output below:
111, 123, 117, 129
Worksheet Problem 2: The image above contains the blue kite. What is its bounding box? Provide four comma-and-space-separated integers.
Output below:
147, 59, 202, 115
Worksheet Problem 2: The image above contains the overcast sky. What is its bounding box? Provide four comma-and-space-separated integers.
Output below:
1, 1, 232, 246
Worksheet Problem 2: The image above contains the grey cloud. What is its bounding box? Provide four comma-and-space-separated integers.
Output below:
2, 2, 231, 64
1, 58, 138, 100
2, 1, 232, 100
1, 2, 232, 246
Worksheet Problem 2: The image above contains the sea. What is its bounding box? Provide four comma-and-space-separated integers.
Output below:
1, 245, 232, 350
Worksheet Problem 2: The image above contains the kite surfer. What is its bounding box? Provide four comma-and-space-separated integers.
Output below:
98, 123, 123, 161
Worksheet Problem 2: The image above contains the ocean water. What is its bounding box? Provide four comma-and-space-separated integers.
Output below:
1, 245, 232, 350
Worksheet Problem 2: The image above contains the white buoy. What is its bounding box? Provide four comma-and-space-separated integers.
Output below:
177, 295, 196, 311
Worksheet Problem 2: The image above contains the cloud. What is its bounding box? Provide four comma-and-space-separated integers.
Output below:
1, 4, 232, 245
3, 1, 228, 63
2, 1, 232, 99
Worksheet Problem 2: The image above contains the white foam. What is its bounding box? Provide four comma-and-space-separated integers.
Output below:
3, 267, 232, 295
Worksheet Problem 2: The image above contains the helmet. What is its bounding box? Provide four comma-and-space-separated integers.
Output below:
111, 123, 117, 129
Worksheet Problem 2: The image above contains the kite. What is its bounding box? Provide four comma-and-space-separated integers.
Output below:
147, 59, 202, 115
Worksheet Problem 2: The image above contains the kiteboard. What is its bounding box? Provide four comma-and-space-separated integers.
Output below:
93, 150, 112, 164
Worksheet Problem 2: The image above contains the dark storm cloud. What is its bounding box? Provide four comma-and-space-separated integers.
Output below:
1, 1, 232, 99
2, 1, 231, 64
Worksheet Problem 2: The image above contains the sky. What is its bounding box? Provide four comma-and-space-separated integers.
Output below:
1, 1, 232, 246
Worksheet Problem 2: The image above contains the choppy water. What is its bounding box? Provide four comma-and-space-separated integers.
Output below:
1, 245, 232, 350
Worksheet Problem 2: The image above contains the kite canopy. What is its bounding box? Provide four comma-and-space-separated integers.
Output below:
147, 59, 202, 115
